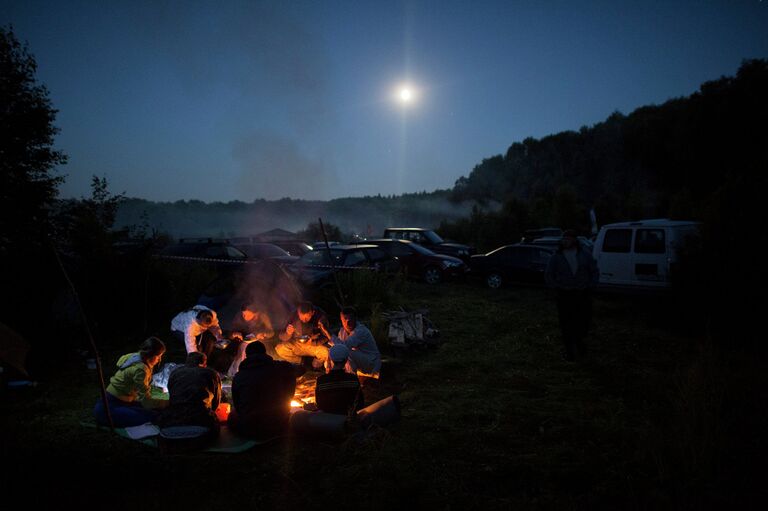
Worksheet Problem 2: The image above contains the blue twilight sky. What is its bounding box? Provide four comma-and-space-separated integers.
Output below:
2, 0, 767, 202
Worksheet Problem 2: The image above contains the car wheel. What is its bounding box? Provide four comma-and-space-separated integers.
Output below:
424, 267, 442, 285
486, 272, 503, 289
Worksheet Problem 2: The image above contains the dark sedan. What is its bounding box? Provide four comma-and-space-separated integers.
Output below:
351, 239, 468, 284
470, 244, 555, 288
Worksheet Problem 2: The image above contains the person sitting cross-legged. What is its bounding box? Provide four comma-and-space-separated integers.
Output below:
93, 337, 169, 427
275, 301, 331, 370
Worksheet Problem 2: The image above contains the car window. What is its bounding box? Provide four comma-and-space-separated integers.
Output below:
424, 230, 445, 244
301, 250, 331, 266
366, 248, 387, 261
205, 246, 227, 258
602, 229, 632, 253
501, 247, 525, 262
343, 250, 367, 266
389, 242, 411, 256
226, 246, 247, 259
634, 229, 665, 254
407, 232, 426, 243
408, 242, 436, 255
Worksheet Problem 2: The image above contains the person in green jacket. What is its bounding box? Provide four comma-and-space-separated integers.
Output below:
93, 337, 169, 427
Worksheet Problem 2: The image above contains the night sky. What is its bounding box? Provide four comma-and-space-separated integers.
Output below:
3, 0, 767, 202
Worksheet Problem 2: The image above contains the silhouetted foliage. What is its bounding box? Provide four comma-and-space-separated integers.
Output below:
0, 26, 67, 257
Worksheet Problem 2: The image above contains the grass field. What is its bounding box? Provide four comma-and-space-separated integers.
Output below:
1, 281, 760, 509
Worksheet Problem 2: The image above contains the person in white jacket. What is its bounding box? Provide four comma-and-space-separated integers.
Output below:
329, 307, 381, 377
170, 305, 224, 357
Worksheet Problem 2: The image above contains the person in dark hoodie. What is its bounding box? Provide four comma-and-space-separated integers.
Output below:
228, 341, 297, 438
157, 352, 222, 436
545, 230, 599, 361
315, 344, 364, 415
93, 337, 169, 427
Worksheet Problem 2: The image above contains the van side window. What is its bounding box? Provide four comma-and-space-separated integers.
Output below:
634, 229, 665, 254
602, 229, 632, 253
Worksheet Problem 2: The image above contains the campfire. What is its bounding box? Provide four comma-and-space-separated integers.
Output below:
291, 373, 318, 409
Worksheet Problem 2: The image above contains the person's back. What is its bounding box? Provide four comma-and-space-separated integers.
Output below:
315, 370, 363, 414
315, 344, 364, 414
158, 353, 221, 431
229, 342, 296, 437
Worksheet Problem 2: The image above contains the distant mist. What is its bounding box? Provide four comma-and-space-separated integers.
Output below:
114, 193, 489, 239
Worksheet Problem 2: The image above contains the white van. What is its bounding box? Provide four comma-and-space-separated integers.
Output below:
593, 219, 700, 290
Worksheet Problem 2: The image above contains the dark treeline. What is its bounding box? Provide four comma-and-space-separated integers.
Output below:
439, 59, 768, 254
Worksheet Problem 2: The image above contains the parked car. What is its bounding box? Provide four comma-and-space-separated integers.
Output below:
157, 238, 248, 270
382, 227, 475, 261
521, 227, 563, 243
290, 244, 399, 289
470, 244, 555, 289
351, 238, 468, 284
530, 235, 594, 253
231, 242, 298, 265
592, 219, 700, 291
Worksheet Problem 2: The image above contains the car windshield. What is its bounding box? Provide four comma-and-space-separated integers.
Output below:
299, 249, 344, 266
408, 242, 437, 255
251, 244, 289, 258
424, 230, 444, 244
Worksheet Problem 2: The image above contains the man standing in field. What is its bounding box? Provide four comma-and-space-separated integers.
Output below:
545, 230, 599, 361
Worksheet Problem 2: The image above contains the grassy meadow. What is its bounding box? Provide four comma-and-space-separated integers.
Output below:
2, 279, 760, 509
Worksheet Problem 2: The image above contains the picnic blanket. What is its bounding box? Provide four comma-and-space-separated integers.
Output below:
82, 422, 279, 453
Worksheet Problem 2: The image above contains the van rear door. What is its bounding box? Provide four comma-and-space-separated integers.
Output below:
632, 228, 668, 286
596, 228, 634, 286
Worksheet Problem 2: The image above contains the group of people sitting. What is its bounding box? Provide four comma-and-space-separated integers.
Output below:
93, 302, 379, 440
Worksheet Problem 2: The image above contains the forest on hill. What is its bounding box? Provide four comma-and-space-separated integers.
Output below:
439, 59, 767, 250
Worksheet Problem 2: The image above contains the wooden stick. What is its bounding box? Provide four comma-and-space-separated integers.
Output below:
51, 246, 115, 431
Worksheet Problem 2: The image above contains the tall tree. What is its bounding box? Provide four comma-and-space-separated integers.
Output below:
0, 26, 66, 257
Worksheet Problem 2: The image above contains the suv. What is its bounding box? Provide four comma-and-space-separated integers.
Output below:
382, 228, 475, 262
351, 239, 467, 284
289, 244, 399, 289
157, 238, 248, 270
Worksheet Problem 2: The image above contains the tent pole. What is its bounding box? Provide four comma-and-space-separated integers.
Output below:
51, 246, 115, 432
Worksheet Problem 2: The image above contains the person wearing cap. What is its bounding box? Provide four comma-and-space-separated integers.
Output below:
329, 307, 381, 377
545, 229, 599, 361
170, 304, 225, 358
314, 344, 364, 414
157, 352, 222, 436
275, 301, 331, 370
228, 341, 297, 438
